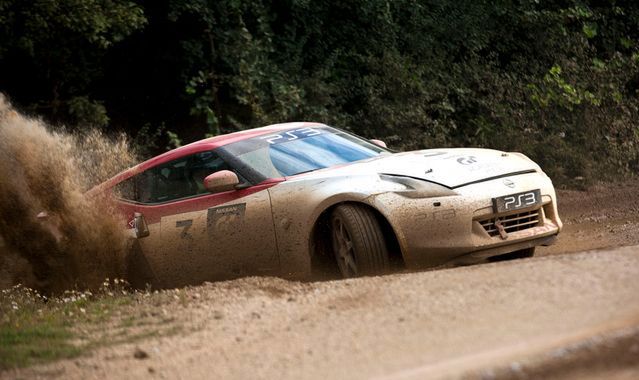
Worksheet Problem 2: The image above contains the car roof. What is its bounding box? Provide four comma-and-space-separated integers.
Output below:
95, 122, 326, 192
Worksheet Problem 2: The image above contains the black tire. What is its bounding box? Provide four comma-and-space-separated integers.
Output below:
489, 247, 535, 262
331, 204, 390, 277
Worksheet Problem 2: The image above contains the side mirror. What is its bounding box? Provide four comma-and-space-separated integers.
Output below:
204, 170, 240, 193
134, 212, 150, 238
370, 139, 387, 148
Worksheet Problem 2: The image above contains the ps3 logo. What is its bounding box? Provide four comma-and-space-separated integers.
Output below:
261, 127, 321, 144
503, 192, 537, 210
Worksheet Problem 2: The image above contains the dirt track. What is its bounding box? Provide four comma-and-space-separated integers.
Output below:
6, 181, 639, 379
539, 180, 639, 255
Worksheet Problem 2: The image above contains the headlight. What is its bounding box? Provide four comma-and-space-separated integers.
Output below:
379, 174, 458, 198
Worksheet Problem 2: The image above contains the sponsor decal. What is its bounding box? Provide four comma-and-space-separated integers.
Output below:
492, 189, 541, 213
432, 209, 456, 220
423, 209, 456, 221
207, 203, 246, 237
260, 127, 322, 145
503, 178, 515, 188
456, 156, 478, 165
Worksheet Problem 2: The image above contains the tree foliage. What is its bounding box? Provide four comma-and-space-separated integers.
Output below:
0, 0, 638, 184
0, 0, 146, 126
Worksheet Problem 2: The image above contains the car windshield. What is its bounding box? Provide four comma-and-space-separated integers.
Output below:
222, 126, 388, 179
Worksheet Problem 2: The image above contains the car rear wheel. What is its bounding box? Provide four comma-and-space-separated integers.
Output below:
331, 204, 390, 277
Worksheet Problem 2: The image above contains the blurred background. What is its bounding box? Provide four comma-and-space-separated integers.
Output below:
0, 0, 638, 186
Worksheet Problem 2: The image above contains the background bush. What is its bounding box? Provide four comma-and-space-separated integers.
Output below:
1, 0, 638, 186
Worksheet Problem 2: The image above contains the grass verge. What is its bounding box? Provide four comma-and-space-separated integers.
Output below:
0, 280, 181, 371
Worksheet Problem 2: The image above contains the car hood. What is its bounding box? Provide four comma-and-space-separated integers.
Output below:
296, 148, 541, 189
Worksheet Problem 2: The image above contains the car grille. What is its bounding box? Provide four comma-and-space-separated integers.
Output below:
479, 209, 541, 237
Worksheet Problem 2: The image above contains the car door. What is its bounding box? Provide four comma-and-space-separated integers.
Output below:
122, 150, 280, 288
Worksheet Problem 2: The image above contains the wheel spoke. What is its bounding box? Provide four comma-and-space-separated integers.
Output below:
332, 217, 358, 277
330, 204, 390, 278
344, 254, 357, 275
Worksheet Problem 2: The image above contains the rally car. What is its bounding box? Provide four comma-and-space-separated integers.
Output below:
99, 122, 562, 288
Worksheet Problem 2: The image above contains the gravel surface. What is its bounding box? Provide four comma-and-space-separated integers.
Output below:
5, 181, 639, 380
8, 247, 639, 380
539, 180, 639, 256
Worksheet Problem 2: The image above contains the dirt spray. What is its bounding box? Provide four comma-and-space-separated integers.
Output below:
0, 94, 137, 294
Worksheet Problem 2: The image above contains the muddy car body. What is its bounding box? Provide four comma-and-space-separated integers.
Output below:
99, 122, 562, 287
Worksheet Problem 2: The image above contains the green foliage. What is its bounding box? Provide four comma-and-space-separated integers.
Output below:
166, 130, 182, 150
0, 0, 146, 52
0, 281, 184, 370
132, 123, 166, 158
0, 0, 146, 125
67, 96, 109, 127
528, 64, 600, 109
1, 0, 638, 185
0, 283, 116, 369
0, 320, 79, 369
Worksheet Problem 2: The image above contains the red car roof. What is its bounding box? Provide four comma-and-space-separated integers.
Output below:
93, 122, 325, 193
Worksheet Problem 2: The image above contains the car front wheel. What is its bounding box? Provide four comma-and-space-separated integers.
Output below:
331, 204, 390, 278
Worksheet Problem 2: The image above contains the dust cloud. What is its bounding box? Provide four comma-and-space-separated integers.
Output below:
0, 94, 137, 294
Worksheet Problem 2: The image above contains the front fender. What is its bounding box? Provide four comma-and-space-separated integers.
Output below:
268, 174, 397, 278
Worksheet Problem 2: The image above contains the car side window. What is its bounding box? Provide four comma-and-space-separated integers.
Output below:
115, 151, 234, 204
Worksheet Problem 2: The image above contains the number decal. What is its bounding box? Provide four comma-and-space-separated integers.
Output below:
176, 219, 193, 239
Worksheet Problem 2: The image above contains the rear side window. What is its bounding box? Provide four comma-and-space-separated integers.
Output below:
115, 151, 234, 204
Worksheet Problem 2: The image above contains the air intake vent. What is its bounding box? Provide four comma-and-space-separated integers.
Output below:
480, 209, 541, 237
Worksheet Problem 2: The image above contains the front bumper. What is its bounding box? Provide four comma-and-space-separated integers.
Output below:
370, 172, 562, 268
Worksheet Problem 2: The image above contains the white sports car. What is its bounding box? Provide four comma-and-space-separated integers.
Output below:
102, 122, 562, 287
